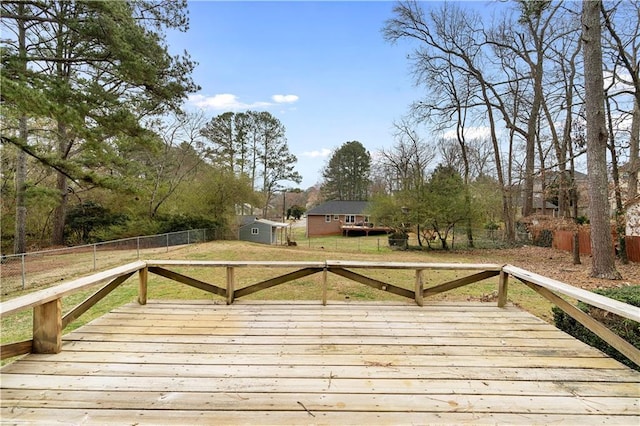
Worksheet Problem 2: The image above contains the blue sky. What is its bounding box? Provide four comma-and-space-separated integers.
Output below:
168, 1, 486, 189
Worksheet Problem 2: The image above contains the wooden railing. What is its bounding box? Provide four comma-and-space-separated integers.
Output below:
1, 260, 638, 367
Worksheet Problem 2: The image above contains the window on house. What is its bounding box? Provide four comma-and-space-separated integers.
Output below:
325, 215, 331, 223
333, 215, 339, 221
345, 215, 355, 223
251, 228, 259, 235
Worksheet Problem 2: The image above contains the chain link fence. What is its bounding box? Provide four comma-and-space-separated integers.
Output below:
1, 229, 217, 295
1, 227, 530, 296
299, 228, 530, 252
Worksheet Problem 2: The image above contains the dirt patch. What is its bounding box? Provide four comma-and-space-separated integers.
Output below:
451, 245, 639, 290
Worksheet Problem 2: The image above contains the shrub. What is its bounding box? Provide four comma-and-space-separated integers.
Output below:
65, 201, 128, 244
576, 215, 590, 225
553, 285, 640, 371
532, 228, 553, 247
388, 231, 408, 250
155, 214, 221, 234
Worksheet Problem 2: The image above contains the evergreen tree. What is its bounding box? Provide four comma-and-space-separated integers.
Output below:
424, 165, 468, 250
1, 0, 199, 247
321, 141, 371, 201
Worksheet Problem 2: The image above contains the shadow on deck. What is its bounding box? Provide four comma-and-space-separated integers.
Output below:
2, 300, 639, 424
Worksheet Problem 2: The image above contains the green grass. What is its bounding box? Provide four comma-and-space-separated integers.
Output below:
1, 238, 558, 364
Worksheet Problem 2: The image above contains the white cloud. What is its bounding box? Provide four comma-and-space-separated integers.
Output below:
604, 69, 634, 96
272, 94, 299, 104
188, 93, 299, 111
301, 148, 332, 158
442, 126, 491, 140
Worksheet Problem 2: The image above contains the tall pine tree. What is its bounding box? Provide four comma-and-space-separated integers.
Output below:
1, 0, 199, 247
322, 141, 371, 201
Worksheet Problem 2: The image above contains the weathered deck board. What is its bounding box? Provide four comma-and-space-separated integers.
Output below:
2, 300, 639, 425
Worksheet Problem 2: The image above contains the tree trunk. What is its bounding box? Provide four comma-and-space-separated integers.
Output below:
14, 125, 28, 254
572, 231, 581, 265
480, 84, 515, 243
522, 93, 540, 218
14, 2, 28, 254
571, 145, 581, 269
52, 121, 70, 246
582, 0, 621, 279
629, 98, 639, 200
606, 95, 628, 264
51, 172, 68, 246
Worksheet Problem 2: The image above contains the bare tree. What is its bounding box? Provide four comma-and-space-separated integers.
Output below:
376, 119, 436, 246
384, 1, 518, 242
582, 0, 621, 279
379, 119, 434, 194
601, 0, 639, 201
144, 112, 210, 218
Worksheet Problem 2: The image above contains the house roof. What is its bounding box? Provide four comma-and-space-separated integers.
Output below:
238, 215, 259, 226
258, 219, 288, 228
532, 195, 558, 210
306, 200, 370, 215
540, 170, 588, 184
239, 218, 288, 229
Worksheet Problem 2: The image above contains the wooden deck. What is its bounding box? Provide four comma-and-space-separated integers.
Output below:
2, 300, 639, 425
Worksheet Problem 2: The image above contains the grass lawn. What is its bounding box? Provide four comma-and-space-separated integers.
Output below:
2, 237, 561, 361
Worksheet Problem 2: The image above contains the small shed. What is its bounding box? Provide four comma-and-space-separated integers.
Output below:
239, 218, 288, 245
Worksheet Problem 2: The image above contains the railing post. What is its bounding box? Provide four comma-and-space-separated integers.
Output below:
138, 266, 148, 305
414, 269, 424, 307
498, 268, 509, 307
226, 266, 235, 305
33, 299, 62, 354
322, 267, 328, 306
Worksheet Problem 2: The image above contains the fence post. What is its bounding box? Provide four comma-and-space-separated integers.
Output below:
137, 237, 140, 259
166, 233, 169, 252
21, 254, 26, 290
187, 230, 190, 245
93, 244, 97, 271
377, 238, 380, 251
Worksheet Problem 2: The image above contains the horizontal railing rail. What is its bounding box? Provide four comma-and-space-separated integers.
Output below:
1, 260, 638, 368
503, 265, 640, 366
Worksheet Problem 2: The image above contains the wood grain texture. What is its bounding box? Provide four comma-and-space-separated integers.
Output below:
0, 261, 146, 317
2, 300, 638, 425
504, 264, 640, 321
32, 299, 61, 354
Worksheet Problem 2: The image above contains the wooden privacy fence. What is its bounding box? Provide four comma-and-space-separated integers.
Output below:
553, 230, 640, 262
1, 260, 639, 367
